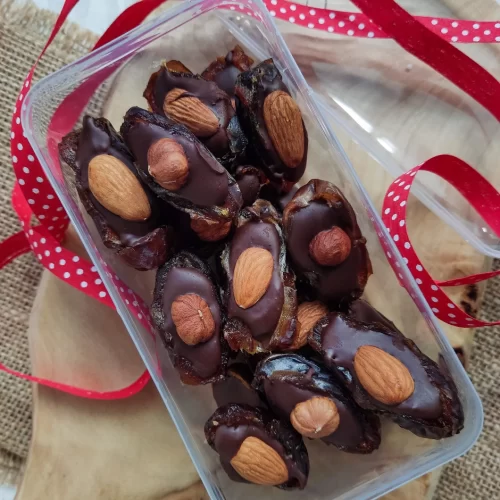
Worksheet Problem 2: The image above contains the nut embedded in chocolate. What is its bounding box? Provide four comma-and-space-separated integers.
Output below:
204, 403, 309, 489
147, 137, 189, 191
235, 59, 308, 192
234, 165, 268, 207
253, 354, 381, 453
309, 311, 464, 439
283, 179, 372, 306
202, 45, 254, 96
221, 199, 299, 354
143, 63, 247, 167
58, 115, 171, 271
150, 251, 228, 384
121, 107, 242, 242
290, 301, 329, 350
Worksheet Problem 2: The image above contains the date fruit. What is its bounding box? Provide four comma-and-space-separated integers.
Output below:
283, 179, 372, 306
144, 62, 247, 167
254, 354, 381, 453
221, 200, 299, 354
59, 116, 171, 270
309, 311, 464, 439
151, 251, 228, 384
235, 59, 308, 192
121, 107, 242, 242
202, 45, 254, 97
205, 403, 309, 489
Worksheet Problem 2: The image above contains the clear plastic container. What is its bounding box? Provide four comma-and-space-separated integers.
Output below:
23, 1, 482, 499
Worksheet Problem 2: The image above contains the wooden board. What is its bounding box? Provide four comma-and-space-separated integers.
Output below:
15, 0, 499, 497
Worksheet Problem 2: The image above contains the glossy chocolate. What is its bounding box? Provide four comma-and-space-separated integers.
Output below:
202, 45, 255, 96
121, 108, 242, 242
212, 363, 266, 408
283, 180, 372, 306
151, 252, 228, 384
58, 116, 170, 270
310, 312, 464, 439
205, 403, 309, 490
221, 200, 298, 353
235, 59, 308, 191
254, 354, 380, 453
349, 299, 397, 331
234, 166, 266, 207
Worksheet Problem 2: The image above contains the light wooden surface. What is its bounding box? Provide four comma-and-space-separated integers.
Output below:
15, 0, 499, 498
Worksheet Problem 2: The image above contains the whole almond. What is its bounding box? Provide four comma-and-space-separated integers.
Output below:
88, 154, 151, 221
171, 293, 215, 345
147, 138, 188, 191
263, 90, 305, 168
164, 87, 219, 137
293, 301, 329, 349
290, 396, 340, 438
309, 226, 351, 267
354, 345, 415, 405
233, 247, 274, 309
230, 436, 289, 486
190, 218, 232, 242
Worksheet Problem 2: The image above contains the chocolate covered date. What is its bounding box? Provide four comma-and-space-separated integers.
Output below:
309, 312, 464, 439
202, 45, 254, 97
254, 354, 381, 453
235, 59, 308, 192
58, 116, 171, 270
121, 107, 242, 242
212, 362, 267, 409
283, 179, 372, 306
221, 199, 298, 354
205, 403, 309, 489
151, 251, 228, 384
143, 62, 247, 166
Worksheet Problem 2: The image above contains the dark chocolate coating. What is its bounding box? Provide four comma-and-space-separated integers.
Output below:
309, 312, 464, 439
234, 166, 267, 207
349, 299, 398, 331
235, 59, 308, 191
253, 354, 380, 453
144, 66, 248, 167
205, 403, 309, 490
221, 200, 298, 353
58, 116, 171, 270
202, 45, 255, 96
151, 251, 228, 384
212, 363, 267, 408
121, 107, 242, 242
283, 179, 372, 306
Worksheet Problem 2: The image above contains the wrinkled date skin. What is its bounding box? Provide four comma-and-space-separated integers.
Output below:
144, 63, 247, 168
150, 251, 229, 384
59, 116, 171, 270
205, 403, 309, 490
202, 45, 254, 97
309, 312, 464, 439
221, 199, 299, 354
121, 107, 242, 242
283, 179, 372, 306
253, 354, 381, 453
235, 59, 308, 192
212, 362, 267, 409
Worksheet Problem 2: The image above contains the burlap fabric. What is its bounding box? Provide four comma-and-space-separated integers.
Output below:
0, 0, 98, 484
0, 0, 498, 497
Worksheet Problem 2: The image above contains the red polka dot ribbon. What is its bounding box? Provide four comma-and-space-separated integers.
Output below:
381, 155, 500, 328
259, 0, 500, 44
1, 0, 500, 398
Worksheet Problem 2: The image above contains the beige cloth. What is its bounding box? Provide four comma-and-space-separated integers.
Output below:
0, 0, 97, 481
0, 0, 498, 498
